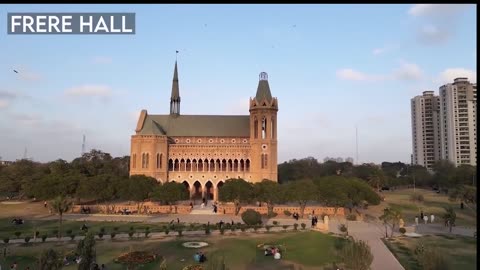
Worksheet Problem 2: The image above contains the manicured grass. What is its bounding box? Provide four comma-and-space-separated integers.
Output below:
383, 234, 477, 270
382, 188, 477, 227
0, 231, 344, 270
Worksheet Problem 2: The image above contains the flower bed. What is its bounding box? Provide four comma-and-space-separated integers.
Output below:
182, 265, 204, 270
182, 242, 209, 248
115, 251, 155, 265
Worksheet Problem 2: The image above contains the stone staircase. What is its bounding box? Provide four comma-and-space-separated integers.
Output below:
190, 204, 217, 215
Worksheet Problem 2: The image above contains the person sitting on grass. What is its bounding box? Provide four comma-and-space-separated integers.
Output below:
194, 252, 200, 262
199, 252, 207, 263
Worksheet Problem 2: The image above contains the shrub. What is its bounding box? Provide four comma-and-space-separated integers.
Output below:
128, 231, 134, 238
339, 224, 348, 234
66, 229, 72, 235
410, 194, 425, 203
110, 232, 116, 239
265, 225, 273, 232
415, 244, 450, 270
164, 228, 170, 235
24, 236, 30, 243
293, 223, 299, 230
284, 210, 292, 216
301, 223, 306, 230
346, 214, 357, 221
282, 225, 289, 231
3, 238, 9, 244
340, 238, 373, 270
69, 234, 75, 240
98, 232, 104, 239
14, 231, 21, 238
41, 235, 47, 242
220, 227, 225, 235
205, 225, 211, 235
267, 212, 278, 218
272, 221, 279, 226
399, 227, 406, 235
189, 224, 195, 231
241, 209, 262, 226
240, 225, 246, 232
230, 225, 236, 232
177, 228, 183, 236
145, 228, 150, 237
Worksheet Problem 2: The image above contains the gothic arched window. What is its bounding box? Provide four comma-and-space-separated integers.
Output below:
262, 117, 267, 139
254, 117, 258, 139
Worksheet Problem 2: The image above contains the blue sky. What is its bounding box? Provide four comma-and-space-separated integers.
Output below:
0, 4, 476, 163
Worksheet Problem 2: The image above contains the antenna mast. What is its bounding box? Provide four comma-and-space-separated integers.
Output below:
355, 126, 359, 165
23, 147, 27, 160
81, 135, 86, 156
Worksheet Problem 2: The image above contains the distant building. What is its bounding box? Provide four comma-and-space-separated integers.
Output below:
0, 160, 14, 166
410, 90, 442, 170
345, 157, 354, 164
439, 78, 477, 166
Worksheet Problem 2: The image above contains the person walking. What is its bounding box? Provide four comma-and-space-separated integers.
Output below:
430, 214, 435, 223
415, 216, 419, 225
420, 210, 424, 220
423, 215, 428, 224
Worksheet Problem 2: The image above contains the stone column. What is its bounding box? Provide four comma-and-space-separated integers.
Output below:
213, 187, 218, 202
190, 186, 195, 199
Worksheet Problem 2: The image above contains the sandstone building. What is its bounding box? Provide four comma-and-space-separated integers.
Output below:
130, 62, 278, 201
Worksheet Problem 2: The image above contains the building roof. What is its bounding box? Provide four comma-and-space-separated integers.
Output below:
255, 72, 273, 103
137, 114, 250, 137
171, 61, 180, 100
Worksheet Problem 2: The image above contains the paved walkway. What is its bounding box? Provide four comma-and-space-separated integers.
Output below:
413, 223, 476, 237
329, 219, 405, 270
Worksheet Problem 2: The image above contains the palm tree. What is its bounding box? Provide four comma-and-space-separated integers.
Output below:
38, 248, 62, 270
49, 195, 73, 239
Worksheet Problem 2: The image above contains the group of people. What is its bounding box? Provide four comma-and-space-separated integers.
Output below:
11, 218, 24, 225
264, 246, 281, 260
292, 212, 300, 220
193, 252, 207, 263
80, 206, 91, 214
311, 216, 319, 227
212, 201, 218, 213
414, 211, 435, 225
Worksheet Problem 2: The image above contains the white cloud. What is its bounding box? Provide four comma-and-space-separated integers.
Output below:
438, 68, 477, 84
0, 91, 17, 109
337, 61, 422, 82
0, 100, 9, 109
336, 69, 383, 81
408, 4, 468, 17
394, 61, 423, 81
372, 48, 387, 55
408, 4, 473, 44
65, 85, 112, 98
92, 56, 113, 64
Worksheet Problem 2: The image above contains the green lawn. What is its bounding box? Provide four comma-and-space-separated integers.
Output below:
0, 231, 345, 270
383, 234, 477, 270
382, 188, 477, 228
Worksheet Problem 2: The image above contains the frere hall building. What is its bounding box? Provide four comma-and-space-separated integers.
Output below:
130, 61, 278, 201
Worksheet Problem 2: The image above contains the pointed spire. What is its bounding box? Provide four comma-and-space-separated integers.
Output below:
255, 72, 272, 103
170, 60, 181, 115
171, 61, 180, 99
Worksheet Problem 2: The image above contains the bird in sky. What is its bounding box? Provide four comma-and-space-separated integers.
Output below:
13, 70, 18, 73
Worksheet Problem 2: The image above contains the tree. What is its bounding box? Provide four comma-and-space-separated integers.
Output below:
379, 207, 403, 237
283, 179, 317, 218
454, 165, 476, 186
449, 185, 476, 207
77, 231, 96, 270
253, 179, 284, 215
153, 181, 188, 213
76, 174, 122, 212
432, 160, 456, 188
38, 248, 63, 270
49, 195, 73, 238
218, 178, 254, 215
442, 206, 456, 233
339, 238, 373, 270
367, 167, 385, 191
119, 175, 158, 213
315, 176, 349, 216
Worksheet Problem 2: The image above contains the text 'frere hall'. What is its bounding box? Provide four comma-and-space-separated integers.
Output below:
130, 61, 278, 201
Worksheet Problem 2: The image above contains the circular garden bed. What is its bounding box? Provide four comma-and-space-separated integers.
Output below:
115, 251, 155, 265
182, 242, 209, 248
